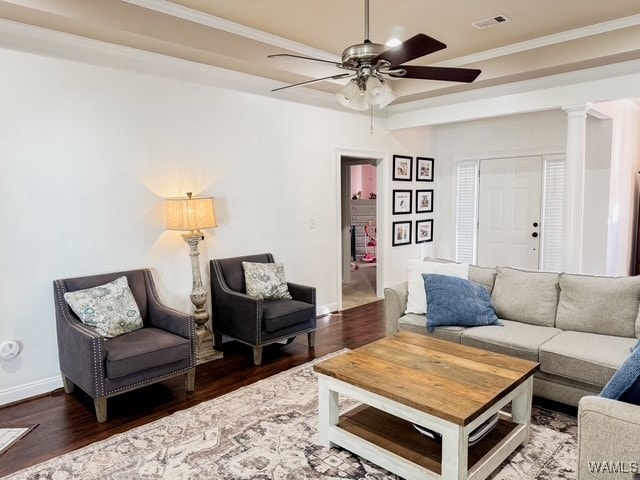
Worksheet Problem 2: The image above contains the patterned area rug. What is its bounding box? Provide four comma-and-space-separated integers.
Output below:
6, 352, 577, 479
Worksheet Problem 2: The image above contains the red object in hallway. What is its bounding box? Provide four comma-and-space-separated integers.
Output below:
362, 224, 376, 263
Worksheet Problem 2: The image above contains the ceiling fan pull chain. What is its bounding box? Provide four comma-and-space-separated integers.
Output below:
370, 105, 374, 135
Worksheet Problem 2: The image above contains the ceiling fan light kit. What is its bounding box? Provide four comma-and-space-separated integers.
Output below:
269, 0, 481, 110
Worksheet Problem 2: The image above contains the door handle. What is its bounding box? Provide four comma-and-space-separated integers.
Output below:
532, 232, 538, 238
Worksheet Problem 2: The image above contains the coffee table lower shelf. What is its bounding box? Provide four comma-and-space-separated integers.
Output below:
338, 404, 519, 478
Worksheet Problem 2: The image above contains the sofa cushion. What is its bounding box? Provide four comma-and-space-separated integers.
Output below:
397, 314, 465, 343
461, 319, 561, 363
262, 299, 315, 333
105, 327, 190, 379
539, 331, 637, 388
490, 267, 559, 327
64, 276, 143, 339
424, 274, 500, 332
468, 265, 497, 293
555, 273, 640, 338
600, 344, 640, 404
404, 258, 468, 315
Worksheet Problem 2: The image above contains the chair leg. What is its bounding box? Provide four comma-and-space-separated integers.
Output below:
308, 331, 316, 348
94, 397, 107, 423
186, 368, 195, 392
253, 346, 263, 366
213, 332, 223, 348
61, 375, 74, 394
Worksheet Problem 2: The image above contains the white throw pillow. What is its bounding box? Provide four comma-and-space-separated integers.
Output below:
404, 259, 469, 315
64, 276, 143, 338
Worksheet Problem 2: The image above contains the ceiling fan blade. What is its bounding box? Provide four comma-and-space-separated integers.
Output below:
271, 73, 354, 92
268, 53, 342, 68
389, 65, 481, 83
373, 33, 446, 67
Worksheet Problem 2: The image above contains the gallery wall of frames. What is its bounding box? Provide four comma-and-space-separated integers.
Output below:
391, 154, 434, 247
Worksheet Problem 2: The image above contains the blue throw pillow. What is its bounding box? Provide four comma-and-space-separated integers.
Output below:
600, 345, 640, 405
423, 273, 501, 333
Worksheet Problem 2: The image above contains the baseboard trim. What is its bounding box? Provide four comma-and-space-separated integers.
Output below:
317, 303, 337, 316
0, 376, 62, 407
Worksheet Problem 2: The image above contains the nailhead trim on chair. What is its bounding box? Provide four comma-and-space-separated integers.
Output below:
94, 336, 105, 397
54, 278, 105, 397
103, 366, 194, 396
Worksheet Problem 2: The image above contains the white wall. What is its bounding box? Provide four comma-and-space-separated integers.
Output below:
0, 46, 431, 404
432, 110, 568, 260
592, 100, 640, 275
582, 115, 612, 274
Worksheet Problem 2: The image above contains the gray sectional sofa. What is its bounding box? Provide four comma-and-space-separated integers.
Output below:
384, 261, 640, 479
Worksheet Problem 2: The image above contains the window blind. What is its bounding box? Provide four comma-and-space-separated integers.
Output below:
541, 157, 565, 271
456, 161, 478, 264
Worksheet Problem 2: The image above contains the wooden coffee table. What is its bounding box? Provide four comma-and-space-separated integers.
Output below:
313, 331, 539, 480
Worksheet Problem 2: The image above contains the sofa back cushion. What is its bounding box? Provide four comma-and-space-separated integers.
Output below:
468, 265, 497, 293
491, 267, 559, 327
556, 273, 640, 338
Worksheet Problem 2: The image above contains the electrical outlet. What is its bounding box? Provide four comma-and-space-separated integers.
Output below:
0, 340, 20, 359
309, 216, 317, 229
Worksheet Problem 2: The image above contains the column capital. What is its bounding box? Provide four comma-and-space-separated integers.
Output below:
562, 104, 592, 117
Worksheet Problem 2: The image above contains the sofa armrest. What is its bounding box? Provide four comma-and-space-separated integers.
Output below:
53, 280, 106, 398
141, 269, 194, 338
384, 282, 408, 336
147, 296, 194, 338
577, 396, 640, 479
287, 282, 316, 306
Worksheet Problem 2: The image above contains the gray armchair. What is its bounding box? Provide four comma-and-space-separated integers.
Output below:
210, 253, 316, 365
53, 268, 196, 422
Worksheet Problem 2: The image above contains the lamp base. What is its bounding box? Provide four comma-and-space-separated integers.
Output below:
195, 326, 223, 365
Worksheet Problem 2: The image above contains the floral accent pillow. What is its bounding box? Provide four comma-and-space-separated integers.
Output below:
242, 262, 293, 300
64, 276, 144, 338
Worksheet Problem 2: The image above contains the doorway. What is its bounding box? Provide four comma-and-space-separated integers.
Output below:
339, 155, 382, 310
477, 156, 543, 268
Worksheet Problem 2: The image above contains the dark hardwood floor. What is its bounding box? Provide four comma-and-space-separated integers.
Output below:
0, 300, 387, 477
0, 299, 576, 477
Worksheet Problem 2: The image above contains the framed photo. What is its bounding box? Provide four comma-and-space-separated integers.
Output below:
416, 219, 433, 244
416, 189, 434, 213
392, 221, 412, 246
392, 189, 412, 215
416, 157, 434, 182
392, 155, 413, 181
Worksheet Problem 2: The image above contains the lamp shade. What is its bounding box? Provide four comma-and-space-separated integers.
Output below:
166, 193, 217, 232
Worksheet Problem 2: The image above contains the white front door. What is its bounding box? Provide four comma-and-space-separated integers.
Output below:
477, 156, 542, 269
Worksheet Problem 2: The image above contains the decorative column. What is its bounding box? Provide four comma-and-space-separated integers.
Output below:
562, 105, 589, 273
184, 234, 223, 364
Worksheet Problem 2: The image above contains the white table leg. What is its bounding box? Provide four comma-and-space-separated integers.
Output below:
318, 376, 339, 448
441, 423, 468, 480
511, 376, 534, 445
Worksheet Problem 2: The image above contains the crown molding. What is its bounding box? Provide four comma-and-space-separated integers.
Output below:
436, 14, 640, 67
387, 60, 640, 129
121, 0, 341, 62
0, 17, 358, 113
123, 0, 640, 71
390, 58, 640, 115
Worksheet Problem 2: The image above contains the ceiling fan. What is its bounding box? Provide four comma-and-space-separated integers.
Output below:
268, 0, 481, 110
